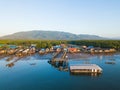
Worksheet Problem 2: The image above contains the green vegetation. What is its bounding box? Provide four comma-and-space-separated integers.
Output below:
0, 40, 120, 50
68, 40, 120, 50
0, 40, 67, 49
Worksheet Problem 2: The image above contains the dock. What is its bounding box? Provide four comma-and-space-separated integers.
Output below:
52, 58, 67, 62
50, 51, 67, 62
70, 64, 102, 73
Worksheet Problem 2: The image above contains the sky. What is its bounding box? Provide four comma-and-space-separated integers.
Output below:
0, 0, 120, 38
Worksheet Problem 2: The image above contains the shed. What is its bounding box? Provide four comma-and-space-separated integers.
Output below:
70, 64, 102, 73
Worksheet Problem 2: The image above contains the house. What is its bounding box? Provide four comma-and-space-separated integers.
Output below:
53, 45, 62, 50
39, 48, 45, 54
22, 49, 29, 54
60, 44, 66, 48
99, 50, 103, 53
15, 49, 24, 56
87, 46, 94, 49
63, 48, 68, 52
103, 48, 116, 53
28, 47, 36, 54
104, 49, 110, 53
82, 45, 87, 49
94, 47, 102, 53
7, 49, 17, 55
45, 48, 50, 53
0, 49, 6, 54
30, 44, 37, 48
52, 45, 62, 52
109, 48, 116, 52
8, 45, 17, 49
56, 48, 61, 52
68, 48, 77, 53
49, 47, 54, 52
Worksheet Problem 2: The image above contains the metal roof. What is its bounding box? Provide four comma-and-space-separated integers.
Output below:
70, 64, 102, 71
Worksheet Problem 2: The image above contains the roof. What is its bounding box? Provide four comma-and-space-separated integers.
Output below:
0, 44, 5, 47
87, 46, 94, 49
70, 64, 102, 71
68, 48, 77, 50
31, 44, 36, 47
8, 45, 17, 49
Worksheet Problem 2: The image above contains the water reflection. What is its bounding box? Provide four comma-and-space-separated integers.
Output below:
70, 72, 102, 77
97, 55, 103, 60
105, 57, 116, 65
48, 60, 69, 71
6, 62, 14, 67
5, 56, 26, 68
2, 53, 120, 76
0, 53, 120, 90
4, 53, 52, 68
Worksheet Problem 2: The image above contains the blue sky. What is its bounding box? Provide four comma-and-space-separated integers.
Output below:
0, 0, 120, 37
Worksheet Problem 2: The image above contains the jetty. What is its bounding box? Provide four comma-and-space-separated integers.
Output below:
48, 51, 69, 71
50, 51, 67, 62
70, 64, 102, 74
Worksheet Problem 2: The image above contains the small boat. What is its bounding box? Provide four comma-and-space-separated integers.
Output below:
105, 61, 116, 64
30, 63, 36, 65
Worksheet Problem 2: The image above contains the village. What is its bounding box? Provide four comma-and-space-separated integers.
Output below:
0, 43, 116, 57
0, 44, 116, 57
0, 43, 117, 70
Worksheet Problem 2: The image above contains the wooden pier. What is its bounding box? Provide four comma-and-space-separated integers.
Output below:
52, 58, 67, 62
50, 51, 67, 61
70, 64, 102, 73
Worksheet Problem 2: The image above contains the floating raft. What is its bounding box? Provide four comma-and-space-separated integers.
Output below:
105, 61, 115, 64
70, 64, 102, 73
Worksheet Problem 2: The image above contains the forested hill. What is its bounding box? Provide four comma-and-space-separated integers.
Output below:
0, 30, 106, 40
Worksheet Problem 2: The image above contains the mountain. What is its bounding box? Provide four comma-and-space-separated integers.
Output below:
0, 30, 106, 40
111, 37, 120, 40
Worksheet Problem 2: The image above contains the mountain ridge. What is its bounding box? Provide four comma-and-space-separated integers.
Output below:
0, 30, 107, 40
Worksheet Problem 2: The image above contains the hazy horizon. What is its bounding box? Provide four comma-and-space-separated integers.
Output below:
0, 0, 120, 38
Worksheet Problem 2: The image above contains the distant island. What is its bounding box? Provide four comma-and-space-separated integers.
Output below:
0, 30, 107, 40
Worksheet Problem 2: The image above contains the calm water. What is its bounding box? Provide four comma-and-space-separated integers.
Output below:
0, 53, 120, 90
